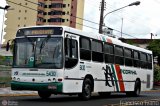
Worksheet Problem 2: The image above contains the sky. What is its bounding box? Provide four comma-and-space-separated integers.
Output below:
0, 0, 160, 43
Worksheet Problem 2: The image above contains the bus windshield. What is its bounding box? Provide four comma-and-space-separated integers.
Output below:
13, 37, 63, 69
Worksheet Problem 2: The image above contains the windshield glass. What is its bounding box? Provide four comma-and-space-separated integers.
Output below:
13, 37, 63, 69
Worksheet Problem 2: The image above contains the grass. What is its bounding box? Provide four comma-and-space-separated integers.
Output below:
0, 65, 11, 71
0, 77, 11, 87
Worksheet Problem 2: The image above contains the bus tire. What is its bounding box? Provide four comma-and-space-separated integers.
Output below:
38, 91, 51, 99
132, 80, 141, 96
98, 92, 111, 97
78, 78, 92, 101
126, 80, 141, 97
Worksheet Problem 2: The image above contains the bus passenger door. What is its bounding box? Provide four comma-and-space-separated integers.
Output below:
63, 35, 82, 92
64, 34, 80, 79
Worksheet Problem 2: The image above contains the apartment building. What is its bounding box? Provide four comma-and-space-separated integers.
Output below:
4, 0, 84, 44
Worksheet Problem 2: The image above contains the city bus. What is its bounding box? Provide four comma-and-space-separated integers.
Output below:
10, 25, 153, 100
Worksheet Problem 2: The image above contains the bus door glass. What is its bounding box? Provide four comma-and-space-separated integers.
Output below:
65, 38, 78, 68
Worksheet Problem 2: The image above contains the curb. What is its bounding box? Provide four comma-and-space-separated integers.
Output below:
0, 93, 38, 97
143, 90, 160, 92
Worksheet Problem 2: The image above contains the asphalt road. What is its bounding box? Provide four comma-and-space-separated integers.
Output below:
0, 91, 160, 106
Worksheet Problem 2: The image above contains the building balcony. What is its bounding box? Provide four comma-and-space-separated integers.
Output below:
38, 0, 45, 3
36, 21, 44, 25
50, 15, 62, 18
38, 6, 45, 11
51, 0, 63, 3
49, 22, 62, 25
37, 14, 44, 18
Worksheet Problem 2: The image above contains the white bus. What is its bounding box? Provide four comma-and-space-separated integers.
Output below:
10, 26, 153, 100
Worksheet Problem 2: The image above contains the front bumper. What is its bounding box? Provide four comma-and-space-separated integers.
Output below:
11, 81, 63, 93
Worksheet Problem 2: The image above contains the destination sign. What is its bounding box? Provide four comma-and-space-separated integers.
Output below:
16, 27, 63, 37
25, 30, 54, 35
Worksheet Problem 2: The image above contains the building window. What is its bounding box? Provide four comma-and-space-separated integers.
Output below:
24, 25, 26, 27
19, 10, 21, 13
38, 2, 45, 7
37, 17, 44, 22
38, 10, 44, 15
48, 18, 65, 22
24, 17, 27, 20
18, 25, 20, 27
18, 17, 20, 20
25, 3, 27, 5
44, 5, 47, 8
25, 10, 27, 13
43, 19, 46, 22
50, 11, 65, 15
51, 3, 66, 8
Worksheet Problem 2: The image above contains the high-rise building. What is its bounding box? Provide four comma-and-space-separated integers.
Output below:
4, 0, 38, 44
4, 0, 84, 44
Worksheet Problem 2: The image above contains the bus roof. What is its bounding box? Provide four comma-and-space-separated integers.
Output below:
18, 25, 152, 54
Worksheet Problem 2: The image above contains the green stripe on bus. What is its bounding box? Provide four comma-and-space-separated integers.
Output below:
11, 81, 63, 93
111, 64, 119, 92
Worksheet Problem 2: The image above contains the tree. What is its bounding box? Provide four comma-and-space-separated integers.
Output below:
147, 39, 160, 65
154, 65, 160, 82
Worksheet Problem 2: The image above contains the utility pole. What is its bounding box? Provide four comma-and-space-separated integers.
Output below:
121, 18, 123, 38
99, 0, 105, 34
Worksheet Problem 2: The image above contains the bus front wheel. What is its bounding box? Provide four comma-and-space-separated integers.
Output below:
78, 78, 92, 101
38, 91, 51, 99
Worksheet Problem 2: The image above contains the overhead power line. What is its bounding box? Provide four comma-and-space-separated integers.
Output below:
6, 0, 137, 38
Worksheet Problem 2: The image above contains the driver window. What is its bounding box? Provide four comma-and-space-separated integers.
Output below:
65, 38, 78, 68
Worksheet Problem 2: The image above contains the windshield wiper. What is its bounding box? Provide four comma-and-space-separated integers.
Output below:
40, 35, 51, 54
25, 36, 36, 52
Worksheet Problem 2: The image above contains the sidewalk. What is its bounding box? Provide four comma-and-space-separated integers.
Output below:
0, 87, 37, 97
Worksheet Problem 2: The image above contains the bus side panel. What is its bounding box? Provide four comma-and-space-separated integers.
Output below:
90, 63, 115, 92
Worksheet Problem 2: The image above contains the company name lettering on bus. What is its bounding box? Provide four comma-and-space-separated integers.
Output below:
22, 73, 46, 77
121, 69, 137, 75
25, 30, 54, 35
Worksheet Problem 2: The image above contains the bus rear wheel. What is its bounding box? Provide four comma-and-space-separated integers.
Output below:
38, 91, 51, 99
78, 78, 92, 101
126, 80, 141, 97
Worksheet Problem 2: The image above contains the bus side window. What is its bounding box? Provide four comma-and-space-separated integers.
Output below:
147, 54, 152, 69
79, 37, 91, 60
140, 52, 148, 69
115, 46, 124, 65
65, 38, 78, 68
133, 51, 140, 68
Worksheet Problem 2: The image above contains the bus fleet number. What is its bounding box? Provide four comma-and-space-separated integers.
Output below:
80, 65, 85, 70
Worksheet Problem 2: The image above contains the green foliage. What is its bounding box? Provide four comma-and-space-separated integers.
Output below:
147, 39, 160, 56
154, 65, 160, 81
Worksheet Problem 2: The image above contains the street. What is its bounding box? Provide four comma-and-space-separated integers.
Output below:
0, 91, 160, 106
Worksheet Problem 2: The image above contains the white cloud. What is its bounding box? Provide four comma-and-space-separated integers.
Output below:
84, 0, 160, 39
